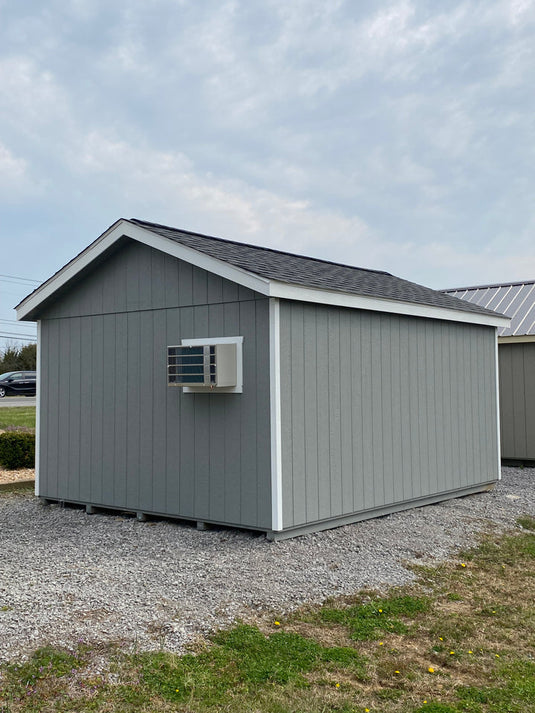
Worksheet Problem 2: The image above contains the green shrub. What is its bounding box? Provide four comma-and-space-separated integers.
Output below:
0, 430, 35, 469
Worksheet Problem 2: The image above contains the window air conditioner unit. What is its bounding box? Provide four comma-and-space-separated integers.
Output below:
167, 337, 243, 393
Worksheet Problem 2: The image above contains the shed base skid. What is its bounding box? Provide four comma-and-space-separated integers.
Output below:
37, 498, 268, 536
39, 480, 497, 541
501, 459, 535, 469
266, 480, 498, 541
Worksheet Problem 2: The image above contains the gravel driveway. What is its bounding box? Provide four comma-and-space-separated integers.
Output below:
0, 467, 533, 663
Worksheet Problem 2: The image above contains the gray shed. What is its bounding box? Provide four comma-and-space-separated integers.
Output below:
444, 281, 535, 463
17, 219, 509, 539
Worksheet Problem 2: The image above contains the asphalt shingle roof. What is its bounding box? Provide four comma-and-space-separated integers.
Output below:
131, 219, 502, 319
443, 280, 535, 336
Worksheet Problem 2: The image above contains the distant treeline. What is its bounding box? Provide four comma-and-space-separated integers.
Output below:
0, 343, 37, 372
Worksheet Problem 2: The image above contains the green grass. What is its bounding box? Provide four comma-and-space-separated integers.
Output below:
316, 594, 431, 640
517, 515, 535, 531
137, 625, 367, 706
0, 523, 534, 712
0, 406, 35, 431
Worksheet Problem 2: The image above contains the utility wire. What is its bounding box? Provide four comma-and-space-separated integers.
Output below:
0, 331, 37, 339
0, 273, 42, 284
0, 318, 35, 324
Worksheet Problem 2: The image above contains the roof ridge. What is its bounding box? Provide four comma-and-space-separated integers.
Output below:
443, 279, 535, 292
130, 218, 393, 278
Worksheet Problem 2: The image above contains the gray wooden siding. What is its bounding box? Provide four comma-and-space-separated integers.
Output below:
39, 239, 260, 320
38, 242, 271, 529
499, 342, 535, 460
279, 302, 498, 529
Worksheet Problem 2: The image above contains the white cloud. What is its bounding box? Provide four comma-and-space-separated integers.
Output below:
0, 143, 27, 189
71, 130, 373, 255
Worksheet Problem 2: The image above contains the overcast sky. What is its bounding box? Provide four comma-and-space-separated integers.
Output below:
1, 0, 535, 348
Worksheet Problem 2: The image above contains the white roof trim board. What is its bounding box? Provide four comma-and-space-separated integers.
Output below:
17, 218, 509, 328
444, 280, 535, 337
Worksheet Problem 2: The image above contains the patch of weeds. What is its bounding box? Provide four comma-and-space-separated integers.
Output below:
138, 624, 367, 705
446, 592, 463, 602
460, 533, 535, 568
429, 617, 476, 644
318, 594, 431, 640
137, 646, 237, 706
517, 515, 535, 531
414, 703, 461, 713
455, 660, 535, 711
216, 625, 367, 682
376, 687, 403, 701
1, 645, 84, 700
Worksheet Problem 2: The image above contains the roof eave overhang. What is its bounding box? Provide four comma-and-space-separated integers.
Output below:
16, 219, 271, 321
498, 334, 535, 344
267, 281, 510, 328
15, 219, 510, 329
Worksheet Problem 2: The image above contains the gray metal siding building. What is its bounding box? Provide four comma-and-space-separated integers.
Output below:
17, 219, 509, 538
444, 281, 535, 462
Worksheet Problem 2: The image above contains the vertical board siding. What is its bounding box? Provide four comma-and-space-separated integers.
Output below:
39, 240, 263, 320
499, 343, 535, 460
38, 245, 272, 530
279, 302, 498, 529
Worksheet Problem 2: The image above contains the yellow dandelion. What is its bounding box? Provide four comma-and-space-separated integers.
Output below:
439, 637, 443, 641
461, 563, 466, 567
394, 670, 400, 674
379, 642, 384, 646
424, 701, 427, 704
450, 651, 455, 655
468, 650, 473, 654
428, 667, 435, 673
365, 709, 370, 712
274, 621, 280, 626
495, 654, 500, 658
378, 609, 383, 613
175, 688, 179, 692
335, 683, 340, 688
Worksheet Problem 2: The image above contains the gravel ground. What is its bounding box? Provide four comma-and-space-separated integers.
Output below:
0, 467, 533, 663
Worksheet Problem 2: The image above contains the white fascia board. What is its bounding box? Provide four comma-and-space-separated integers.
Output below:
498, 335, 535, 344
269, 298, 283, 532
16, 220, 271, 320
267, 281, 511, 328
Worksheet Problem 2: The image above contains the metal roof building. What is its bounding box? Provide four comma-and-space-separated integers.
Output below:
444, 281, 535, 462
17, 219, 508, 538
444, 281, 535, 340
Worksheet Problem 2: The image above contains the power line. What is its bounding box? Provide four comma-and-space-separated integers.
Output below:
0, 319, 37, 330
0, 334, 37, 344
0, 273, 42, 284
0, 331, 37, 339
0, 318, 35, 325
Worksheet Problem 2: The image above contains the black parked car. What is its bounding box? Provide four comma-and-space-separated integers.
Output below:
0, 371, 37, 398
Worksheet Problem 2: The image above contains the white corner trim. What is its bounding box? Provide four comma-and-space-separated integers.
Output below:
267, 281, 511, 328
35, 320, 41, 496
180, 336, 243, 393
16, 220, 271, 320
269, 298, 283, 532
495, 330, 502, 480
